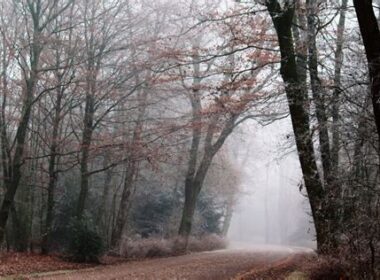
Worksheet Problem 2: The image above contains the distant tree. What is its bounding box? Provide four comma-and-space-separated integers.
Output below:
174, 10, 276, 248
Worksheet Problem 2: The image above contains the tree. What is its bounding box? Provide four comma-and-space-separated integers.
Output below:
173, 2, 277, 248
41, 9, 78, 254
0, 0, 73, 244
353, 0, 380, 145
264, 0, 328, 252
74, 0, 142, 219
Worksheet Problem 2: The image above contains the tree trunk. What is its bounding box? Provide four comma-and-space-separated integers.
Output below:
306, 0, 343, 248
110, 86, 148, 248
76, 93, 95, 219
331, 0, 348, 172
0, 71, 37, 243
292, 1, 308, 105
178, 181, 201, 239
178, 92, 202, 238
11, 206, 28, 252
178, 114, 236, 246
42, 87, 63, 254
177, 44, 203, 246
221, 200, 233, 237
177, 41, 238, 246
306, 0, 332, 184
0, 14, 41, 240
330, 0, 348, 239
353, 0, 380, 145
265, 1, 328, 253
110, 164, 136, 248
96, 154, 113, 228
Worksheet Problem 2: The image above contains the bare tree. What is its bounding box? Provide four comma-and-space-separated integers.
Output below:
0, 0, 73, 244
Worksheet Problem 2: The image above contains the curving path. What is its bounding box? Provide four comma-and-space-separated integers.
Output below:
35, 245, 313, 280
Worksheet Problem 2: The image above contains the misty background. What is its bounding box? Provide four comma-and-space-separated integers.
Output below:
228, 118, 316, 248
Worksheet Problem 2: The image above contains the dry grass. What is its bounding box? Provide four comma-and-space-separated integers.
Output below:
237, 254, 349, 280
119, 234, 227, 259
187, 234, 228, 252
303, 256, 349, 280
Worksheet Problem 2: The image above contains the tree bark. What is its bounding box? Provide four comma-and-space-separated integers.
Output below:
178, 42, 238, 248
96, 154, 113, 228
42, 86, 63, 254
178, 181, 201, 239
177, 46, 203, 243
265, 0, 328, 253
353, 0, 380, 145
76, 92, 95, 219
0, 36, 40, 242
221, 199, 233, 237
306, 0, 332, 184
306, 0, 346, 248
110, 85, 148, 248
110, 163, 136, 248
178, 93, 202, 237
292, 1, 308, 104
330, 0, 348, 238
331, 0, 348, 172
75, 2, 103, 219
178, 113, 237, 244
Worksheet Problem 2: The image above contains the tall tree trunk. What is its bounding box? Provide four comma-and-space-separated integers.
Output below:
331, 0, 348, 236
178, 41, 238, 247
178, 181, 201, 238
178, 89, 202, 239
10, 206, 28, 251
42, 87, 63, 254
0, 0, 72, 243
331, 0, 348, 172
221, 199, 233, 237
177, 43, 203, 246
293, 1, 308, 104
178, 114, 236, 244
76, 92, 95, 219
353, 0, 380, 145
178, 154, 215, 247
0, 57, 39, 243
265, 1, 328, 253
306, 0, 344, 248
75, 2, 101, 218
110, 86, 148, 248
110, 164, 136, 248
343, 97, 371, 225
306, 0, 332, 184
96, 154, 113, 228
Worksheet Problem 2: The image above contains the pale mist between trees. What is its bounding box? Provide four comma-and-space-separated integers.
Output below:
0, 0, 379, 278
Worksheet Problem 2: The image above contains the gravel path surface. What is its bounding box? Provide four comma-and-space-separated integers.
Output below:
35, 246, 311, 280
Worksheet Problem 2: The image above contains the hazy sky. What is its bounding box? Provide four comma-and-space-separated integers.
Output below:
227, 116, 316, 248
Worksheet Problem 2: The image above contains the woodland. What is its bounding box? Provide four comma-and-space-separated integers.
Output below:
0, 0, 379, 279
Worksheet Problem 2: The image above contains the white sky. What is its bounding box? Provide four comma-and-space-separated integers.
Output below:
227, 116, 316, 248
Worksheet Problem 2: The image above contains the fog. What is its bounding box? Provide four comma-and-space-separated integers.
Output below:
228, 117, 316, 249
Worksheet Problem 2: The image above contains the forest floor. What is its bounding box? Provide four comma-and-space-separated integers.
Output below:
0, 253, 92, 278
3, 245, 315, 280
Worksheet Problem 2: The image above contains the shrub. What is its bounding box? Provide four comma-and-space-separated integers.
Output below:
130, 192, 175, 238
121, 238, 172, 259
305, 256, 348, 280
68, 220, 103, 263
187, 234, 227, 252
120, 234, 227, 259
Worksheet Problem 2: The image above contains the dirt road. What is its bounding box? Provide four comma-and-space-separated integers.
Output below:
35, 246, 312, 280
